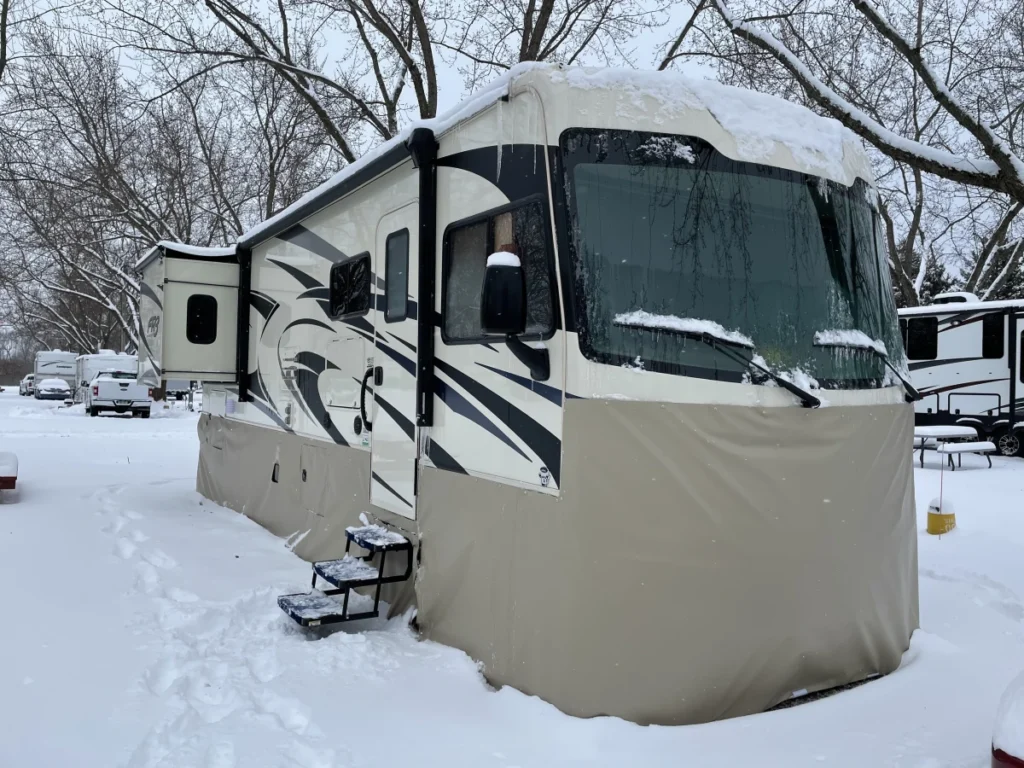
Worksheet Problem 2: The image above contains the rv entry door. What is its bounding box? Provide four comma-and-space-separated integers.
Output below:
369, 204, 419, 519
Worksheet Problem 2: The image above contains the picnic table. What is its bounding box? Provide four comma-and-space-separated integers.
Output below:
914, 426, 993, 469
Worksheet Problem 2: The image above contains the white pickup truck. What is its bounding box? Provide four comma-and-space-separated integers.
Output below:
86, 370, 153, 418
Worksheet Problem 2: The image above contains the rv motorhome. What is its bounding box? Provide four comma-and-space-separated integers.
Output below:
34, 350, 77, 391
74, 351, 137, 402
899, 292, 1024, 456
137, 64, 919, 726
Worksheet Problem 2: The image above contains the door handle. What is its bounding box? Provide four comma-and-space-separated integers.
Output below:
374, 366, 383, 387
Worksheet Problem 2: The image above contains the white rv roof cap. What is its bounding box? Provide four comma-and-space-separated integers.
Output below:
899, 298, 1024, 316
241, 63, 873, 248
135, 241, 236, 270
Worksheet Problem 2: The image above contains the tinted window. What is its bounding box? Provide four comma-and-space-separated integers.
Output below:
330, 254, 371, 318
906, 317, 938, 360
442, 201, 553, 342
385, 230, 409, 323
186, 294, 218, 345
982, 313, 1004, 359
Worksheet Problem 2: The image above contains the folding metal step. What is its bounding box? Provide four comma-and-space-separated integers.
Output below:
313, 555, 381, 589
277, 592, 364, 628
345, 523, 411, 553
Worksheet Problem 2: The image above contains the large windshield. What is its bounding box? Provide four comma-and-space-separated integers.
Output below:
561, 129, 905, 388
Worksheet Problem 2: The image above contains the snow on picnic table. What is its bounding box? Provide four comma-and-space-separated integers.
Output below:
1, 388, 1023, 767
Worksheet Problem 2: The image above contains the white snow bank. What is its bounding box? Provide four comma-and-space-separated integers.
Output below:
613, 310, 754, 348
551, 66, 859, 183
814, 329, 888, 356
0, 452, 17, 476
487, 251, 521, 268
994, 671, 1024, 757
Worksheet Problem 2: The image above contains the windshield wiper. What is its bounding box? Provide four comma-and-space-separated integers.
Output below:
812, 335, 921, 403
612, 320, 821, 408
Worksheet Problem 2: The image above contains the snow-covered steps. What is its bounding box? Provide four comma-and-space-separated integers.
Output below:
277, 592, 356, 628
278, 522, 413, 628
313, 555, 381, 589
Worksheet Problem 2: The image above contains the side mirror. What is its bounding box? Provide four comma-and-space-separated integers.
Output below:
481, 253, 526, 336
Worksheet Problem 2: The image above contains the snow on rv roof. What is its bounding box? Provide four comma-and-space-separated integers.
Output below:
899, 299, 1024, 316
239, 64, 869, 249
135, 241, 236, 270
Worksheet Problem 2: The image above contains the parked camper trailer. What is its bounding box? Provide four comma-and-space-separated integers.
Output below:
75, 351, 137, 402
34, 350, 76, 391
137, 65, 919, 726
899, 292, 1024, 456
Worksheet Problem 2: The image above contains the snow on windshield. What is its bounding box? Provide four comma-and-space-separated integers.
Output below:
814, 329, 888, 356
613, 310, 755, 348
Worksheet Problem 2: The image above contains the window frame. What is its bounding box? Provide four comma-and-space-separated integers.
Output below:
439, 194, 558, 346
186, 293, 218, 345
981, 312, 1004, 359
906, 316, 939, 361
384, 229, 410, 324
329, 252, 372, 320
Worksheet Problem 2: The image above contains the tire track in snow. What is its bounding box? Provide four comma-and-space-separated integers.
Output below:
92, 485, 341, 768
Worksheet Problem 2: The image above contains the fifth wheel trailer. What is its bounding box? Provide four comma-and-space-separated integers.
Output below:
898, 293, 1024, 456
137, 63, 918, 726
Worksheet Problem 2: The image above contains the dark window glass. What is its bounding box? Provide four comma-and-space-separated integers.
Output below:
186, 294, 218, 345
330, 254, 371, 319
982, 313, 1004, 359
899, 318, 908, 348
443, 201, 553, 342
385, 230, 409, 323
906, 317, 938, 360
560, 129, 906, 387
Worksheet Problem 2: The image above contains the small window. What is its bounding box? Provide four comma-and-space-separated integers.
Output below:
442, 200, 553, 343
906, 316, 938, 360
330, 253, 371, 319
982, 313, 1004, 359
271, 463, 280, 483
385, 230, 409, 323
186, 294, 218, 345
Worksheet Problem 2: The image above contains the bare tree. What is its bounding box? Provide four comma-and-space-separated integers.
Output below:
661, 0, 1024, 303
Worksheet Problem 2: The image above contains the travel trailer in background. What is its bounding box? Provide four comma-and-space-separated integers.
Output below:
137, 64, 919, 726
899, 293, 1024, 456
34, 350, 77, 391
74, 351, 137, 402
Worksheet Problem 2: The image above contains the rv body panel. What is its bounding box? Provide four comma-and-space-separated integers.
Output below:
137, 246, 239, 386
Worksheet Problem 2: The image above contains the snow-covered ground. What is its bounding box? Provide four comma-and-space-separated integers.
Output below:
1, 388, 1022, 767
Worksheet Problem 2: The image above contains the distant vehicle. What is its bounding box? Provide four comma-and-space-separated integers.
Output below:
899, 293, 1024, 456
164, 378, 192, 401
34, 350, 77, 392
75, 352, 137, 403
18, 374, 35, 396
86, 370, 152, 418
35, 378, 71, 401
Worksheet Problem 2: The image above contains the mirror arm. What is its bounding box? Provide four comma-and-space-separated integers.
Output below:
505, 334, 550, 381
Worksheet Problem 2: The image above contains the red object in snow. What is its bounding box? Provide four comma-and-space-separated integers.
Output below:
0, 451, 17, 491
994, 748, 1024, 767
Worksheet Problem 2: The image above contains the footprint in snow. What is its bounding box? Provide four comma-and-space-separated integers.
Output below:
143, 549, 177, 569
165, 587, 199, 604
205, 741, 237, 768
115, 538, 137, 560
134, 562, 160, 594
102, 517, 126, 535
130, 529, 149, 544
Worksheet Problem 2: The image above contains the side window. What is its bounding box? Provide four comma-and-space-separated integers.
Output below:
906, 316, 938, 360
330, 253, 371, 319
186, 294, 218, 345
442, 200, 553, 342
982, 313, 1004, 359
385, 230, 409, 323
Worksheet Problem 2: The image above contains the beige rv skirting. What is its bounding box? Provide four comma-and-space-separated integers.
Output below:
197, 400, 918, 725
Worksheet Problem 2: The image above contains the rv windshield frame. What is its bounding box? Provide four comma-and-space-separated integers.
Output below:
558, 128, 906, 389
